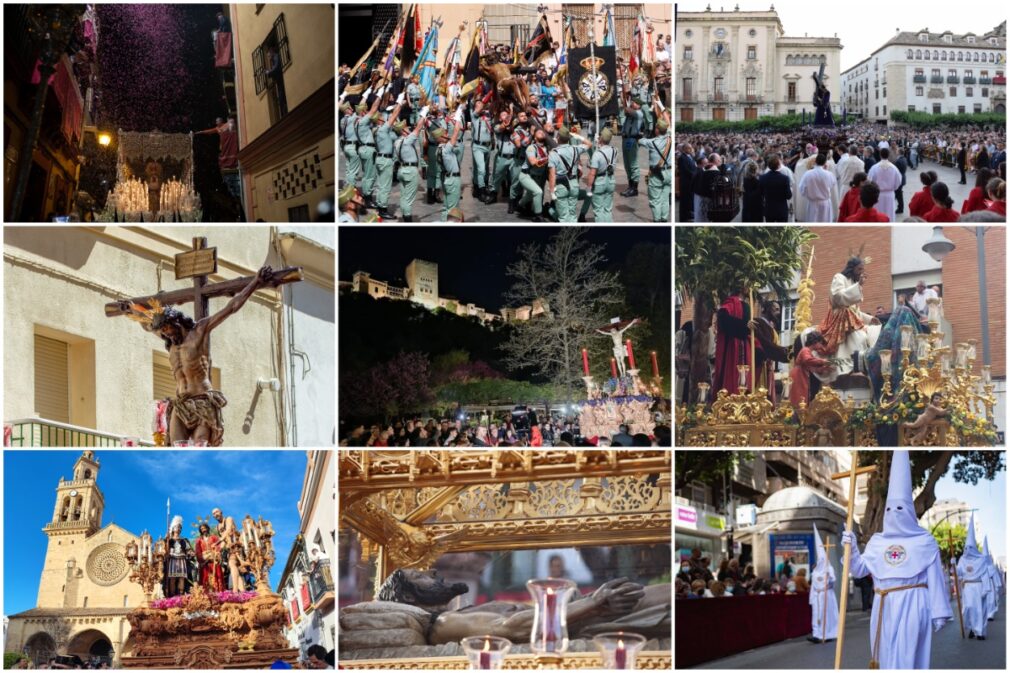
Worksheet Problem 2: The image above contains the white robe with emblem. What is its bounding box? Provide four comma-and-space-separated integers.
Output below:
810, 564, 838, 640
958, 554, 989, 637
868, 160, 902, 222
798, 166, 838, 222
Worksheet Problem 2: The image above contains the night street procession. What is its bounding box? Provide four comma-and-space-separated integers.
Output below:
337, 3, 672, 222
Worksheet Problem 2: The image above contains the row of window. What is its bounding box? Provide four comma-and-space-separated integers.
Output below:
904, 48, 999, 63
917, 32, 1000, 46
849, 103, 987, 116
681, 77, 760, 98
680, 46, 829, 65
914, 69, 996, 77
912, 86, 989, 98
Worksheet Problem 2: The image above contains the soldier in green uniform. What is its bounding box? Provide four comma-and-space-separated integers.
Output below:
487, 109, 514, 205
546, 127, 592, 222
431, 106, 464, 222
354, 99, 380, 208
338, 184, 366, 222
407, 74, 422, 124
508, 111, 533, 215
620, 97, 644, 197
639, 103, 672, 222
393, 106, 429, 222
630, 73, 654, 135
470, 100, 495, 202
424, 107, 446, 205
584, 127, 618, 222
444, 107, 465, 189
374, 95, 405, 220
340, 102, 360, 187
519, 128, 550, 222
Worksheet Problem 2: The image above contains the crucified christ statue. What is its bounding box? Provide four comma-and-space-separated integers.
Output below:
116, 266, 272, 446
595, 318, 640, 378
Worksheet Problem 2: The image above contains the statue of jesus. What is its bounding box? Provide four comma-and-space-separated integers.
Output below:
118, 266, 273, 446
595, 318, 640, 378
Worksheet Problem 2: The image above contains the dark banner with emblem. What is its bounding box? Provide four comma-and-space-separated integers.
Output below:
567, 46, 618, 119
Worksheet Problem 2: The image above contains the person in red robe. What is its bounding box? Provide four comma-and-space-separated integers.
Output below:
923, 182, 960, 222
844, 182, 890, 222
986, 177, 1006, 218
837, 172, 868, 222
908, 171, 938, 218
961, 169, 993, 214
790, 331, 833, 409
195, 522, 225, 593
713, 291, 751, 395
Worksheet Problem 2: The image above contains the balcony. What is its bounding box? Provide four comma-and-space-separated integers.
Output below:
708, 93, 727, 102
930, 76, 944, 83
947, 76, 960, 83
5, 418, 156, 447
744, 94, 763, 103
680, 93, 697, 103
979, 77, 992, 85
913, 75, 927, 83
963, 76, 977, 84
994, 76, 1006, 85
787, 96, 797, 103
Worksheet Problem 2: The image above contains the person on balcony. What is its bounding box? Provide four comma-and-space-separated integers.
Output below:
267, 45, 288, 118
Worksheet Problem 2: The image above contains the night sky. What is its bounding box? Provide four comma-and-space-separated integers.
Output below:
338, 227, 672, 311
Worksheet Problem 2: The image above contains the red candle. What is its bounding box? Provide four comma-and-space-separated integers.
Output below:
651, 351, 659, 378
626, 339, 636, 369
610, 358, 618, 378
582, 348, 590, 375
615, 638, 626, 669
480, 638, 491, 669
543, 587, 557, 652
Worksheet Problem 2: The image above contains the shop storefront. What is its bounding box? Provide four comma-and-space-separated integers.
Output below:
675, 502, 727, 571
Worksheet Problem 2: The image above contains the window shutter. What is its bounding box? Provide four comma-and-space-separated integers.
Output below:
153, 359, 176, 401
253, 45, 265, 94
275, 13, 291, 69
35, 335, 70, 423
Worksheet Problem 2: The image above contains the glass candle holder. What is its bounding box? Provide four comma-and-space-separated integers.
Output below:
697, 382, 710, 404
879, 349, 892, 375
955, 343, 969, 369
967, 339, 977, 361
940, 351, 952, 374
983, 365, 992, 385
926, 297, 942, 323
592, 632, 647, 670
461, 636, 511, 670
781, 377, 792, 399
915, 334, 930, 361
526, 578, 577, 654
737, 364, 749, 390
900, 325, 913, 351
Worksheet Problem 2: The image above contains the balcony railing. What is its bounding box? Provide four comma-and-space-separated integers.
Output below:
913, 75, 927, 83
708, 93, 727, 102
5, 418, 156, 447
947, 76, 959, 83
979, 77, 993, 84
930, 76, 944, 83
744, 94, 763, 103
993, 76, 1006, 85
963, 76, 977, 84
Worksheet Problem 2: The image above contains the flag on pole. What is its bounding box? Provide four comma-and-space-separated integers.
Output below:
559, 15, 571, 66
602, 7, 616, 48
383, 10, 408, 78
460, 22, 483, 98
412, 23, 440, 101
402, 4, 418, 72
629, 18, 641, 76
643, 14, 655, 64
522, 14, 553, 66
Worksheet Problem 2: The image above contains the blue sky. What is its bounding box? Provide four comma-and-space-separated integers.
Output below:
933, 460, 1006, 560
3, 450, 307, 616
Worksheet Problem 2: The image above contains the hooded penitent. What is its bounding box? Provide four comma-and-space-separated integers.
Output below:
957, 511, 990, 637
956, 512, 987, 581
862, 450, 941, 578
809, 522, 839, 640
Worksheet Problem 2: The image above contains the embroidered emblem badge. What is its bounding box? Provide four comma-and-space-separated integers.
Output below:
967, 565, 974, 573
885, 545, 907, 565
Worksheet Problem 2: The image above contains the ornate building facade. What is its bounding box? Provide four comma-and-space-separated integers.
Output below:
841, 22, 1007, 122
675, 6, 843, 122
5, 452, 146, 666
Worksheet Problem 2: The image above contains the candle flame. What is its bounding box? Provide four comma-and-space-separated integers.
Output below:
546, 587, 554, 595
483, 639, 491, 652
618, 639, 625, 649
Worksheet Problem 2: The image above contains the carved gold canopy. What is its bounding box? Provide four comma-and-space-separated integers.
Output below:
339, 450, 672, 577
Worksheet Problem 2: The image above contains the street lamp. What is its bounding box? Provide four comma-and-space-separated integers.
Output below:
98, 133, 112, 147
921, 226, 991, 367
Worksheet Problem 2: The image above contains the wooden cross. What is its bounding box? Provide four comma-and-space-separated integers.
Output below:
104, 237, 303, 324
822, 538, 836, 559
948, 528, 966, 638
829, 453, 878, 670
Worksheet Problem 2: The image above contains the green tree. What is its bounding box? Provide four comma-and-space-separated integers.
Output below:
675, 451, 754, 492
932, 521, 967, 566
675, 227, 817, 402
852, 451, 1004, 544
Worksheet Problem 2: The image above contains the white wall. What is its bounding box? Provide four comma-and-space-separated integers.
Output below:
890, 227, 943, 275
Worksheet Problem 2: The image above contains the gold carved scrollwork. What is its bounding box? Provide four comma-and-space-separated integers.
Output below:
800, 387, 850, 426
708, 388, 775, 425
527, 480, 582, 517
600, 476, 661, 512
436, 484, 509, 521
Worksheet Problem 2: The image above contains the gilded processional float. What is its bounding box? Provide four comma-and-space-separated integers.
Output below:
677, 248, 999, 447
338, 450, 672, 670
119, 510, 298, 668
100, 130, 202, 222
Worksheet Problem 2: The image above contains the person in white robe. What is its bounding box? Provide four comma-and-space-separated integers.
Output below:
957, 513, 989, 639
798, 155, 838, 222
808, 523, 838, 643
835, 146, 866, 202
806, 257, 881, 383
793, 145, 818, 222
867, 148, 903, 222
842, 450, 952, 669
981, 536, 1002, 621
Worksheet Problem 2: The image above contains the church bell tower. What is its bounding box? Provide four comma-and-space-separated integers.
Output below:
38, 451, 106, 607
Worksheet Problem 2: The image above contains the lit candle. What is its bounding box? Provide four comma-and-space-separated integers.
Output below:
625, 340, 635, 369
480, 638, 491, 670
253, 525, 259, 548
582, 348, 590, 375
147, 541, 152, 564
650, 351, 659, 377
610, 358, 618, 378
543, 587, 557, 652
615, 638, 627, 669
